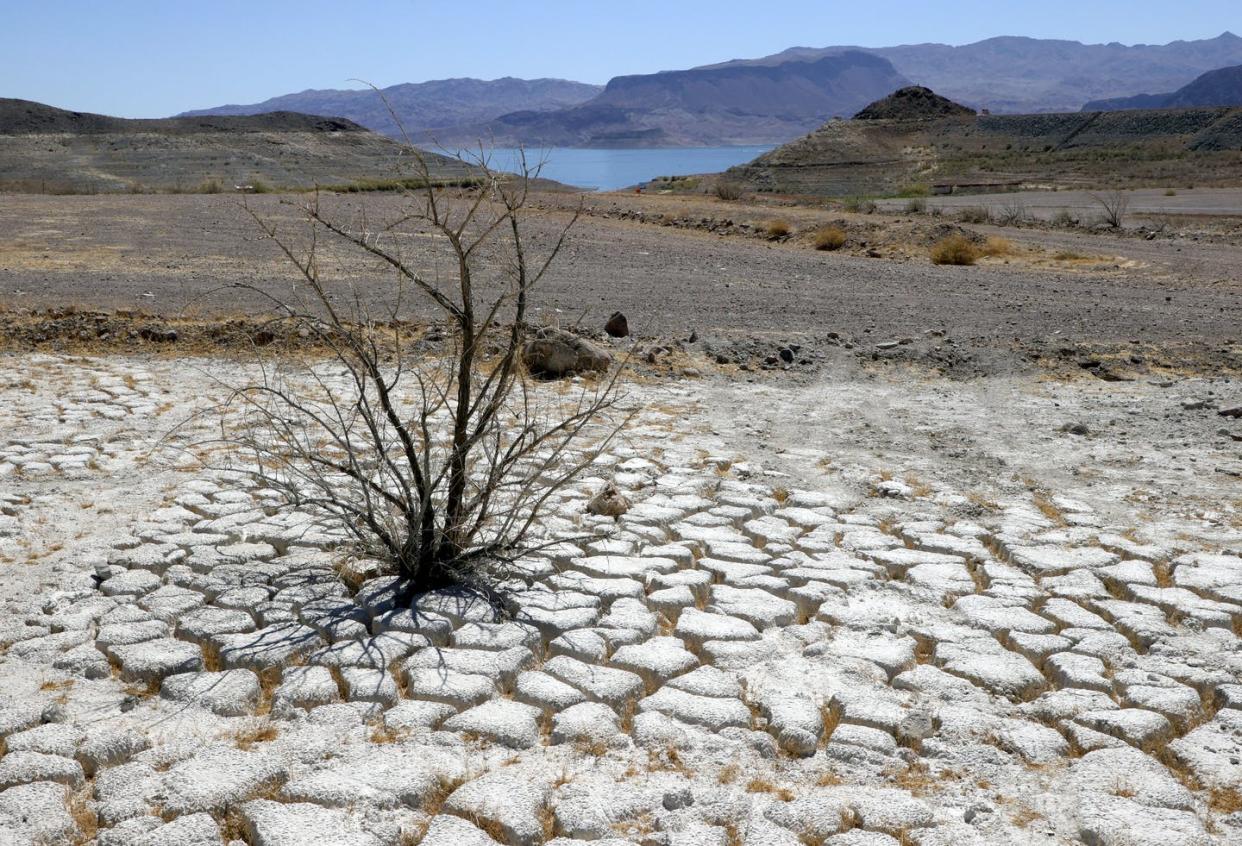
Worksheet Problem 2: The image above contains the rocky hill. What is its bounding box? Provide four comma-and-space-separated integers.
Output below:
179, 77, 603, 140
728, 95, 1242, 196
704, 32, 1242, 114
854, 87, 975, 120
1084, 64, 1242, 111
442, 52, 910, 147
0, 99, 474, 193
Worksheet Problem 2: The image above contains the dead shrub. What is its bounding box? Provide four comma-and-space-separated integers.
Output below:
765, 219, 793, 240
715, 181, 744, 201
981, 236, 1014, 257
185, 130, 626, 599
957, 206, 991, 224
813, 226, 847, 251
930, 235, 980, 266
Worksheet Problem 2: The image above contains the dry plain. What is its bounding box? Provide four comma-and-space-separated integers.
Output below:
0, 188, 1240, 846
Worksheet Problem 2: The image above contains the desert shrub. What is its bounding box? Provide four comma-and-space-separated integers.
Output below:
981, 236, 1014, 257
198, 179, 223, 194
764, 219, 792, 240
198, 143, 623, 596
249, 179, 272, 194
813, 226, 847, 251
897, 183, 931, 198
843, 196, 877, 214
904, 198, 927, 214
714, 181, 743, 201
930, 235, 980, 266
1051, 208, 1078, 228
1090, 190, 1129, 228
957, 206, 991, 224
996, 201, 1027, 225
1164, 188, 1177, 197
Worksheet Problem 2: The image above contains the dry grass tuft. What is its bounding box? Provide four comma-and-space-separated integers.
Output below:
815, 770, 844, 787
930, 235, 980, 266
1209, 787, 1242, 814
68, 786, 99, 845
1031, 492, 1066, 526
465, 813, 509, 843
765, 219, 793, 240
717, 762, 741, 785
813, 226, 847, 251
231, 721, 278, 750
422, 774, 466, 816
1011, 805, 1045, 827
746, 778, 796, 801
981, 236, 1014, 257
369, 723, 408, 745
217, 806, 249, 842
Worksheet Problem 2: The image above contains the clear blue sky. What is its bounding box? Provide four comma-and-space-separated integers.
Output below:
3, 1, 1238, 117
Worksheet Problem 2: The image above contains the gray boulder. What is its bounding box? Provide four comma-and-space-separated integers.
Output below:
522, 328, 612, 378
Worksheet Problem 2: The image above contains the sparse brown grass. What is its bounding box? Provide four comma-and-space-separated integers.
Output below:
1209, 787, 1242, 814
981, 236, 1014, 257
218, 806, 249, 842
231, 721, 278, 750
1031, 492, 1066, 526
648, 744, 693, 776
1011, 805, 1044, 827
464, 812, 509, 843
717, 762, 741, 784
888, 760, 938, 796
813, 226, 846, 251
815, 770, 843, 786
930, 235, 980, 266
746, 778, 795, 801
422, 774, 467, 816
68, 786, 99, 845
765, 219, 793, 240
369, 723, 408, 744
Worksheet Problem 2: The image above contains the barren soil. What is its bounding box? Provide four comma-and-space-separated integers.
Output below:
1, 192, 1240, 379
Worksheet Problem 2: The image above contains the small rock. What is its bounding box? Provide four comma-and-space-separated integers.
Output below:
605, 312, 630, 338
587, 484, 631, 517
523, 328, 612, 378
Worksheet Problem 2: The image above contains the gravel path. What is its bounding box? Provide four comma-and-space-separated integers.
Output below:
1, 194, 1239, 362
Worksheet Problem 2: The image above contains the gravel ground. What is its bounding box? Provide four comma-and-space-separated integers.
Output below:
1, 193, 1240, 376
1, 353, 1240, 845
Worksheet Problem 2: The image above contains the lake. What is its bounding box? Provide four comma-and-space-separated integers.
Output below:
432, 146, 774, 192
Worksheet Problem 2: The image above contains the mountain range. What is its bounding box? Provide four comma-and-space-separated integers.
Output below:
707, 31, 1242, 114
179, 77, 602, 139
440, 52, 911, 147
1083, 63, 1242, 110
179, 32, 1242, 148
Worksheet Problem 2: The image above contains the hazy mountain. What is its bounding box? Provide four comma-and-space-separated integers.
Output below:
179, 77, 603, 139
441, 52, 910, 147
704, 32, 1242, 113
0, 98, 472, 193
1083, 64, 1242, 110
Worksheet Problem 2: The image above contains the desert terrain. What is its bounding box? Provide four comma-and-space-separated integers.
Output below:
0, 180, 1240, 846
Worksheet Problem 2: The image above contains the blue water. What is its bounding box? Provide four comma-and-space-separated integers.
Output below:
434, 146, 774, 192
